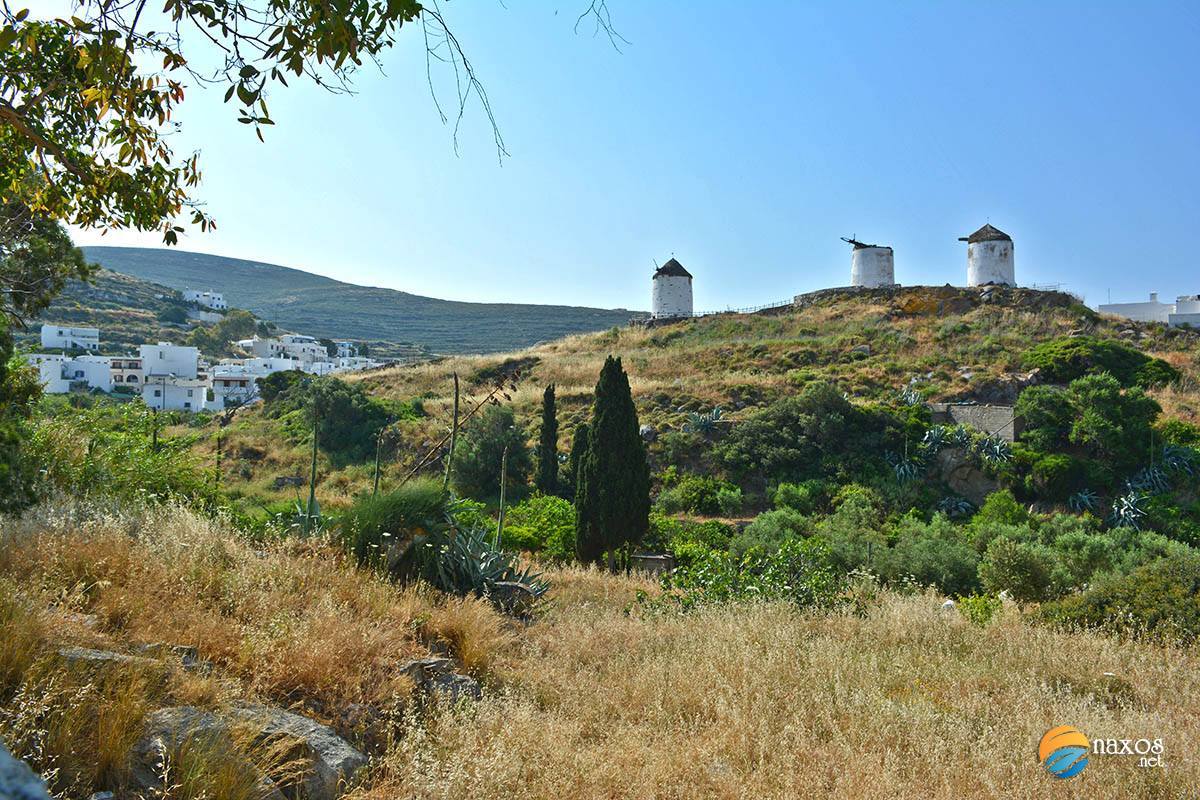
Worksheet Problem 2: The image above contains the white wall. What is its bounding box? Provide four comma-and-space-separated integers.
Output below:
139, 343, 200, 379
850, 247, 895, 288
651, 275, 693, 318
142, 378, 208, 411
966, 240, 1015, 286
32, 354, 111, 393
1098, 294, 1174, 323
40, 324, 100, 351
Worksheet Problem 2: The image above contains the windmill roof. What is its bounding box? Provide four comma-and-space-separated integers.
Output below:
654, 258, 693, 279
959, 224, 1012, 243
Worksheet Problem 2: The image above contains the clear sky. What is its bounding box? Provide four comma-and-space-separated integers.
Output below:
68, 1, 1200, 312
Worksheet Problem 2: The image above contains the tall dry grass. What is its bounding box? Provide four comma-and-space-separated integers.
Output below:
0, 499, 499, 721
349, 567, 1200, 800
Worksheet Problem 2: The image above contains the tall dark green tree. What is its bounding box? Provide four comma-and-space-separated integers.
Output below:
575, 356, 650, 568
536, 384, 559, 495
564, 421, 590, 500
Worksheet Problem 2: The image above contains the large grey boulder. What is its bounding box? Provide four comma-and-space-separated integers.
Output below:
428, 673, 483, 703
129, 707, 284, 799
57, 646, 161, 670
132, 705, 366, 800
0, 740, 51, 800
229, 704, 368, 800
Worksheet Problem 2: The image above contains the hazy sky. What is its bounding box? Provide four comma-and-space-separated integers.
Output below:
68, 1, 1200, 311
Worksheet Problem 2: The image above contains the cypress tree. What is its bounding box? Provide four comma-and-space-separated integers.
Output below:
565, 420, 590, 501
535, 384, 558, 494
575, 356, 650, 568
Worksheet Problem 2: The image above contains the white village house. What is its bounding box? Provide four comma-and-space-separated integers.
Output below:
40, 324, 100, 352
182, 289, 227, 311
25, 353, 112, 394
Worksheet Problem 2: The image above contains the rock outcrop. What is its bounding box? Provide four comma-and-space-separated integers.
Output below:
130, 705, 366, 800
229, 704, 369, 800
0, 741, 51, 800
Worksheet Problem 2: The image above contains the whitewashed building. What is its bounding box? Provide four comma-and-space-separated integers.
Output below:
209, 357, 302, 409
335, 341, 358, 358
960, 224, 1015, 287
40, 324, 100, 352
140, 342, 200, 380
236, 334, 326, 364
109, 356, 143, 390
142, 376, 209, 412
182, 289, 227, 311
26, 354, 112, 394
1099, 293, 1200, 327
651, 258, 694, 319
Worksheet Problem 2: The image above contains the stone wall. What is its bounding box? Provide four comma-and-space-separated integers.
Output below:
929, 403, 1021, 443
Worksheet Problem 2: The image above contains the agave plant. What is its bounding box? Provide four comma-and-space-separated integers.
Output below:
1068, 489, 1100, 514
897, 387, 924, 407
886, 451, 922, 484
1162, 444, 1198, 476
1108, 490, 1147, 531
921, 425, 949, 454
936, 495, 975, 518
684, 407, 724, 435
948, 425, 975, 450
975, 435, 1012, 466
1126, 466, 1170, 495
419, 523, 549, 600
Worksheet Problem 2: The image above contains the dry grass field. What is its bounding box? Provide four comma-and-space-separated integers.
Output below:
2, 501, 1197, 799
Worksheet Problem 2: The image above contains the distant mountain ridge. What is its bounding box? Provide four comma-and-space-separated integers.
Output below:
82, 246, 644, 355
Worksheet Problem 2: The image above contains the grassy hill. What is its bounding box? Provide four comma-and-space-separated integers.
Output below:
14, 269, 194, 355
83, 246, 644, 355
141, 284, 1199, 509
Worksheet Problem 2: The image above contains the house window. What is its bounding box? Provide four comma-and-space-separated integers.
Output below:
184, 402, 191, 409
186, 389, 193, 397
154, 389, 162, 397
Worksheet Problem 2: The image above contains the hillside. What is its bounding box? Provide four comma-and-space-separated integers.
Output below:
147, 284, 1200, 510
15, 269, 431, 361
13, 269, 192, 355
83, 246, 645, 355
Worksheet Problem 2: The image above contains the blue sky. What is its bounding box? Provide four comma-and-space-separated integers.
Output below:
70, 1, 1200, 311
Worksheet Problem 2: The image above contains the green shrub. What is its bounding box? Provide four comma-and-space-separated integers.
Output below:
714, 382, 897, 484
26, 402, 217, 508
660, 537, 842, 610
1028, 453, 1084, 501
1158, 419, 1200, 448
729, 507, 813, 557
450, 405, 532, 502
815, 487, 886, 573
646, 515, 734, 563
1039, 553, 1200, 641
1022, 336, 1179, 388
716, 486, 743, 516
655, 469, 741, 516
958, 593, 1002, 626
978, 536, 1070, 603
878, 515, 980, 597
501, 494, 576, 561
339, 479, 450, 571
771, 480, 829, 515
262, 374, 390, 464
